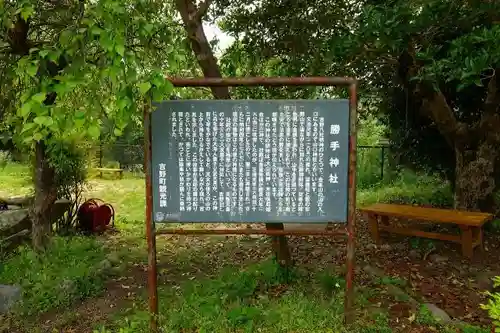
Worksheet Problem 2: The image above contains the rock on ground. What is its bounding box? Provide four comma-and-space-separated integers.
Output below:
428, 253, 449, 264
424, 303, 452, 323
0, 284, 21, 314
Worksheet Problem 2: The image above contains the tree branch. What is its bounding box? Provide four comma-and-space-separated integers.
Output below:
419, 85, 468, 149
195, 0, 213, 21
7, 14, 31, 55
478, 68, 500, 143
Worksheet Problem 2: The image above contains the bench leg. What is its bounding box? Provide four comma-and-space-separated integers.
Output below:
118, 171, 123, 179
367, 213, 381, 245
460, 226, 474, 259
475, 227, 484, 253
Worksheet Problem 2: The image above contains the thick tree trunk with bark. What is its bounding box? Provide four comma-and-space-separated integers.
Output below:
454, 144, 498, 211
453, 71, 500, 212
31, 141, 58, 251
175, 0, 292, 265
401, 43, 500, 212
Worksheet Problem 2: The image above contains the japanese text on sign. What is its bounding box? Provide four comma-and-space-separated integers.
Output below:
150, 100, 350, 223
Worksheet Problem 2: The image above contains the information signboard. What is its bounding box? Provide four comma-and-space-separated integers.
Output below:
150, 99, 350, 223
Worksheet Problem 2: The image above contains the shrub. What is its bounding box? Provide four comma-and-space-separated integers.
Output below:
46, 141, 89, 234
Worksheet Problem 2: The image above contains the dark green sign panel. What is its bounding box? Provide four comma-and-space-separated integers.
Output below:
150, 100, 350, 223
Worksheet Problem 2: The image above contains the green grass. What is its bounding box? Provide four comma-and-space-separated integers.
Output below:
375, 276, 407, 287
0, 161, 458, 332
0, 162, 32, 197
95, 261, 392, 333
159, 262, 345, 332
0, 161, 454, 213
357, 169, 452, 207
0, 236, 112, 317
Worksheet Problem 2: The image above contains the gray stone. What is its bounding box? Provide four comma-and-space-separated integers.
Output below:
0, 198, 71, 241
408, 249, 421, 259
474, 271, 496, 291
429, 254, 448, 264
0, 284, 21, 314
423, 303, 452, 323
0, 209, 29, 234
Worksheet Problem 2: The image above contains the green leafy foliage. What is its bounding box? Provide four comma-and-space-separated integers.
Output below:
416, 24, 500, 90
482, 277, 500, 331
46, 141, 89, 233
318, 272, 346, 295
0, 0, 186, 147
217, 0, 500, 198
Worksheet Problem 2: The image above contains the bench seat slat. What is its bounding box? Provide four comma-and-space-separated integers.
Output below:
360, 203, 493, 227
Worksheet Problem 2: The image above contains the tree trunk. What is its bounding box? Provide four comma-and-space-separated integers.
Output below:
175, 0, 230, 99
454, 70, 500, 212
6, 15, 69, 251
454, 141, 499, 212
6, 15, 58, 251
175, 0, 292, 266
30, 141, 58, 251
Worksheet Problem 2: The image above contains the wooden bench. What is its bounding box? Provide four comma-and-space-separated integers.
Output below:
360, 203, 493, 259
94, 168, 124, 179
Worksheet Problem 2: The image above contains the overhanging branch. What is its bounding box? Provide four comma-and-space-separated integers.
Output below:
478, 68, 500, 143
195, 0, 213, 21
419, 85, 467, 149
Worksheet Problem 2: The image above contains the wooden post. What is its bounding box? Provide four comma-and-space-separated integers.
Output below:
266, 223, 293, 267
380, 146, 385, 180
367, 213, 381, 245
460, 226, 474, 259
478, 227, 484, 252
99, 141, 103, 168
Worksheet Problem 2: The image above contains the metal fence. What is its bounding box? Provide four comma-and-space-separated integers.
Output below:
357, 144, 394, 188
94, 143, 144, 172
358, 145, 389, 179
